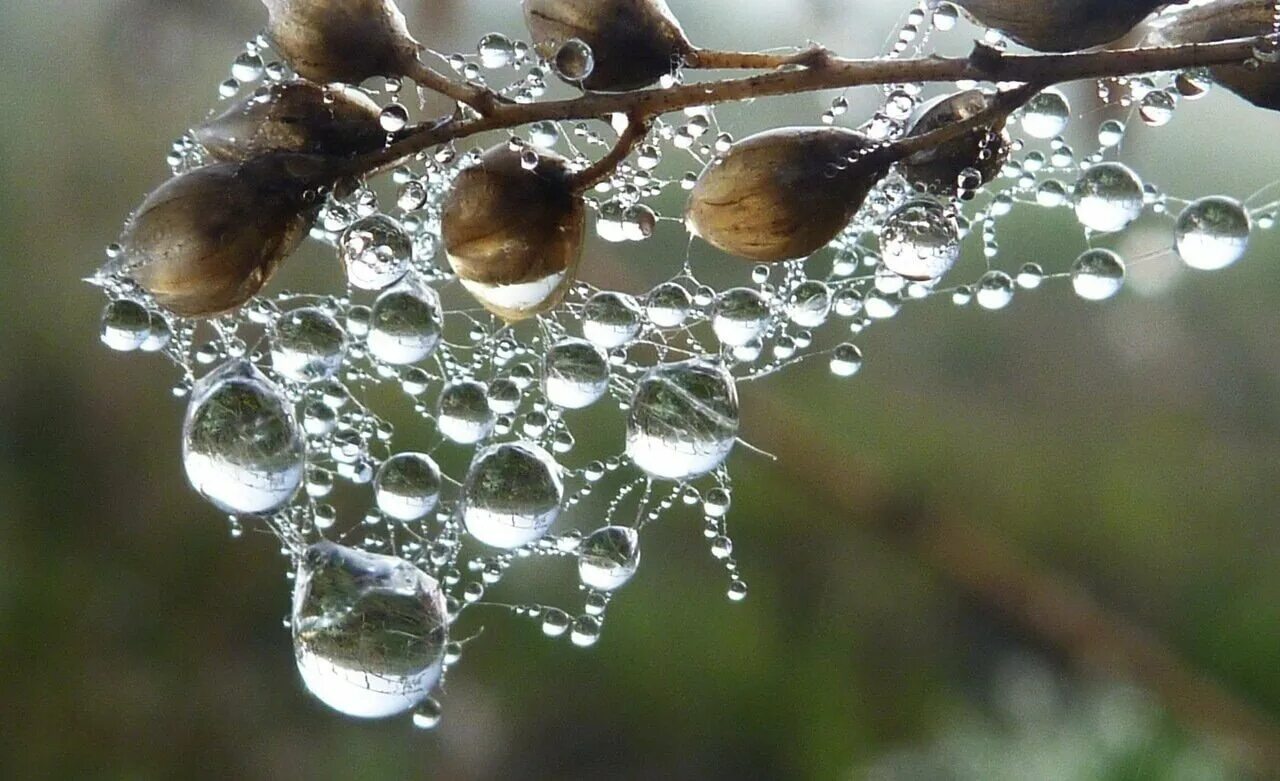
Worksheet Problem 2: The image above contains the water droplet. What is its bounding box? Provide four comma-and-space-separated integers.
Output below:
786, 281, 833, 328
553, 39, 595, 83
626, 360, 739, 481
460, 441, 564, 549
368, 280, 443, 365
182, 361, 304, 515
1138, 90, 1175, 127
829, 343, 863, 377
271, 307, 347, 383
1073, 162, 1144, 233
379, 103, 410, 133
712, 288, 770, 346
570, 615, 601, 647
100, 300, 151, 352
645, 282, 692, 329
411, 698, 443, 729
578, 526, 640, 591
478, 33, 516, 69
293, 542, 447, 718
340, 215, 413, 291
1021, 89, 1070, 139
1071, 248, 1125, 301
544, 338, 610, 409
975, 270, 1015, 311
582, 292, 643, 348
880, 198, 961, 281
541, 607, 571, 637
437, 380, 495, 444
375, 453, 442, 522
1097, 120, 1125, 148
1174, 196, 1251, 271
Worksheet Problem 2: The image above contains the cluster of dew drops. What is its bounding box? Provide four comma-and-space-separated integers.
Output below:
92, 2, 1277, 729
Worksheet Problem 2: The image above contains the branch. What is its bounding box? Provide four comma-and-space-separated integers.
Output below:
403, 58, 506, 115
348, 35, 1264, 175
569, 114, 651, 192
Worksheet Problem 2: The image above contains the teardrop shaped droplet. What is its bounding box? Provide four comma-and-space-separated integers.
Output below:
182, 360, 305, 514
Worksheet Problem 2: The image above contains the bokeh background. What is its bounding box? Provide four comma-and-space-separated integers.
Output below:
2, 1, 1279, 779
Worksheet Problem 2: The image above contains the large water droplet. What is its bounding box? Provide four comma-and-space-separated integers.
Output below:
626, 360, 739, 481
340, 215, 413, 291
460, 441, 564, 549
182, 360, 304, 515
1021, 89, 1070, 139
1073, 163, 1143, 233
554, 39, 595, 83
645, 282, 692, 329
437, 380, 495, 444
582, 292, 643, 348
880, 198, 961, 281
712, 288, 770, 346
368, 280, 443, 365
578, 525, 641, 591
271, 307, 347, 383
100, 299, 151, 352
1174, 196, 1251, 271
1071, 248, 1125, 301
292, 542, 447, 718
375, 452, 442, 522
543, 338, 610, 409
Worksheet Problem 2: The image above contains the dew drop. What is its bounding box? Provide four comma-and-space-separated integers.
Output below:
437, 380, 495, 444
543, 338, 611, 410
368, 280, 443, 365
582, 292, 643, 349
340, 215, 413, 291
880, 198, 961, 282
1021, 89, 1070, 140
1174, 196, 1251, 271
975, 270, 1015, 311
460, 441, 564, 549
375, 453, 442, 522
712, 288, 771, 347
553, 39, 595, 83
100, 300, 151, 352
1071, 248, 1125, 301
577, 526, 641, 591
626, 360, 739, 481
1073, 162, 1144, 233
271, 307, 347, 383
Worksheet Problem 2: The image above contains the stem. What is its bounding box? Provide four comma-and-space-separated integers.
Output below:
356, 35, 1264, 175
569, 115, 651, 192
685, 45, 832, 70
402, 58, 505, 115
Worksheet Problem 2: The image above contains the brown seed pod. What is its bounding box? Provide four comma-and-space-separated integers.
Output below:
1150, 0, 1280, 111
194, 81, 386, 162
118, 155, 336, 318
441, 144, 586, 321
685, 127, 890, 263
952, 0, 1184, 51
522, 0, 693, 91
898, 90, 1012, 195
262, 0, 420, 85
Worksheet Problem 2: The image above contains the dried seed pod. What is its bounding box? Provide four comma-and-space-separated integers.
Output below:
899, 90, 1011, 195
952, 0, 1183, 51
522, 0, 693, 91
117, 155, 336, 318
1150, 0, 1280, 111
441, 144, 586, 321
262, 0, 421, 85
685, 127, 890, 262
194, 81, 386, 162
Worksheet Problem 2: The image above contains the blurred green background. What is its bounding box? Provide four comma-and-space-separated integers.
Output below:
1, 1, 1278, 779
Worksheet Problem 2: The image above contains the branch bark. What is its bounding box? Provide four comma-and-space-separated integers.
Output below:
353, 35, 1266, 175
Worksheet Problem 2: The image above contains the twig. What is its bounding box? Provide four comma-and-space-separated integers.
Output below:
403, 58, 506, 115
569, 114, 651, 192
351, 35, 1264, 174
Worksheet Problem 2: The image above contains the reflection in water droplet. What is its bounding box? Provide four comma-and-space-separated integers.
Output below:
582, 292, 643, 348
1175, 196, 1251, 271
292, 542, 447, 718
182, 360, 304, 514
340, 215, 413, 291
271, 307, 347, 383
881, 198, 960, 281
437, 380, 495, 444
712, 288, 770, 346
368, 280, 443, 365
544, 338, 610, 409
375, 453, 442, 522
1073, 163, 1143, 233
460, 441, 564, 549
578, 526, 641, 591
626, 360, 739, 481
1071, 249, 1125, 301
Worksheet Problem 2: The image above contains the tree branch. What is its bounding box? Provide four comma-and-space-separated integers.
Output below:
569, 114, 651, 192
349, 35, 1265, 176
403, 58, 506, 115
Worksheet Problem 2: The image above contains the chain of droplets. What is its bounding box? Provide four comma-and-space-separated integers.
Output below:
96, 2, 1277, 729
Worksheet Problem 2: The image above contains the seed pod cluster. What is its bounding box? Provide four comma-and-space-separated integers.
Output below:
441, 144, 587, 321
898, 90, 1011, 194
685, 127, 890, 262
117, 155, 335, 318
952, 0, 1183, 51
261, 0, 421, 85
1151, 0, 1280, 111
522, 0, 693, 91
195, 81, 387, 162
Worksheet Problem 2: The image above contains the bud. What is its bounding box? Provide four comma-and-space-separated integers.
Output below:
441, 145, 586, 321
898, 90, 1011, 195
116, 156, 335, 317
261, 0, 420, 85
685, 127, 889, 262
1151, 0, 1280, 111
953, 0, 1182, 51
195, 81, 386, 162
522, 0, 693, 91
